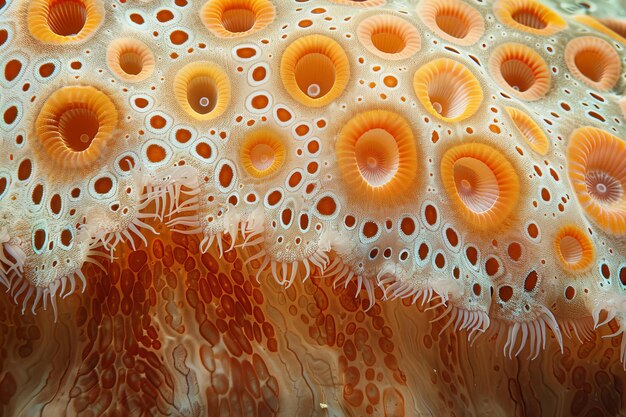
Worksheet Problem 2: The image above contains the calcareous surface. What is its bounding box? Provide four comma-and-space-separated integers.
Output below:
0, 0, 626, 415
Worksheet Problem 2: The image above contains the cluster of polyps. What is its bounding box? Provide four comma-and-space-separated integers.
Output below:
0, 0, 625, 364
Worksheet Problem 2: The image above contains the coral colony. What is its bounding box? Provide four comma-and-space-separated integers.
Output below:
0, 0, 626, 415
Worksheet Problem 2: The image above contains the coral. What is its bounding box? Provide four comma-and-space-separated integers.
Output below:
0, 0, 626, 415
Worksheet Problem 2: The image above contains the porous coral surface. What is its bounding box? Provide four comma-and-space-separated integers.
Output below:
1, 0, 626, 415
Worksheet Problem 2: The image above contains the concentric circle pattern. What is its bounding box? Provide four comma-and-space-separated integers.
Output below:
2, 0, 626, 413
567, 127, 626, 234
336, 110, 418, 202
440, 143, 520, 229
35, 85, 118, 169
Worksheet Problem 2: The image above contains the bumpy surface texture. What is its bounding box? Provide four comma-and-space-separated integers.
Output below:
1, 0, 626, 415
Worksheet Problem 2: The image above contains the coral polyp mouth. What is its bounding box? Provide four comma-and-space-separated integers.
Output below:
565, 36, 621, 91
354, 128, 400, 187
554, 226, 595, 272
106, 38, 155, 82
357, 15, 421, 60
200, 0, 276, 38
174, 62, 231, 120
489, 43, 550, 101
336, 110, 417, 202
493, 0, 566, 36
240, 128, 286, 178
417, 0, 485, 46
35, 85, 118, 169
413, 58, 483, 122
280, 35, 350, 107
28, 0, 103, 44
441, 143, 519, 229
585, 171, 623, 204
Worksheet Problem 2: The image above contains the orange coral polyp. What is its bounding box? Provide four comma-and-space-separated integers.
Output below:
567, 127, 626, 235
493, 0, 566, 36
416, 0, 485, 46
505, 107, 549, 155
356, 15, 421, 60
280, 35, 350, 108
240, 128, 286, 178
413, 58, 483, 123
564, 37, 621, 91
27, 0, 104, 44
489, 43, 551, 101
554, 225, 595, 272
35, 86, 118, 169
440, 143, 520, 229
336, 110, 418, 202
574, 16, 626, 45
174, 62, 231, 121
106, 38, 155, 82
200, 0, 275, 38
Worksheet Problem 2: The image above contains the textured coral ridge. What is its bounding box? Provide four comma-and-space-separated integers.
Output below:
0, 0, 626, 414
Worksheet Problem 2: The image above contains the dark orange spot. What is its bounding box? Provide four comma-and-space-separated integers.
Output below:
60, 229, 72, 246
267, 190, 282, 206
499, 285, 513, 301
307, 140, 320, 154
507, 242, 522, 261
118, 155, 135, 172
251, 94, 269, 109
527, 222, 539, 238
196, 142, 212, 159
3, 106, 17, 124
524, 271, 538, 292
39, 63, 56, 78
362, 221, 378, 238
424, 204, 437, 226
218, 164, 234, 188
156, 9, 174, 22
94, 177, 113, 194
344, 215, 356, 228
465, 246, 478, 265
170, 30, 189, 45
31, 184, 43, 205
134, 97, 149, 108
175, 128, 192, 144
50, 193, 62, 214
445, 228, 458, 247
295, 124, 310, 137
435, 253, 445, 268
281, 208, 292, 225
276, 108, 292, 122
33, 229, 46, 251
147, 144, 166, 162
4, 59, 22, 82
288, 171, 302, 188
17, 159, 32, 181
473, 283, 481, 296
400, 217, 415, 236
130, 13, 144, 24
150, 115, 167, 129
317, 196, 337, 216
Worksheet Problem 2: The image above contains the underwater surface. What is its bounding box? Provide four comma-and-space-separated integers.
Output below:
0, 0, 626, 415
